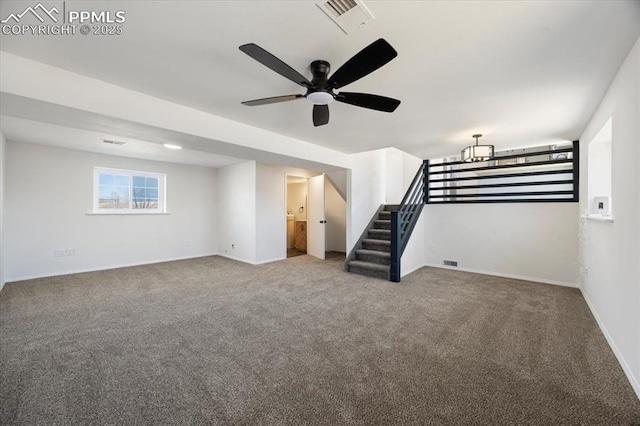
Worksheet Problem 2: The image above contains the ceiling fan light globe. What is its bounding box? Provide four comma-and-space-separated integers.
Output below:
306, 91, 334, 105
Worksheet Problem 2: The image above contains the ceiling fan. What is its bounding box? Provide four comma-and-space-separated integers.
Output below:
239, 39, 401, 127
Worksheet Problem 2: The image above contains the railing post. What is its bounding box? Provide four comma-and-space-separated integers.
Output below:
572, 140, 579, 202
423, 160, 430, 204
390, 210, 401, 282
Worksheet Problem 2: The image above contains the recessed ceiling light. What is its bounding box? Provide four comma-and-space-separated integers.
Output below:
163, 144, 182, 150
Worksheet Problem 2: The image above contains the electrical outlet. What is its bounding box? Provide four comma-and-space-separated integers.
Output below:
54, 249, 65, 257
65, 248, 77, 256
232, 244, 235, 249
430, 245, 436, 252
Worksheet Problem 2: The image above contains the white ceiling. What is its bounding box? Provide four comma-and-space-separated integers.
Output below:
0, 0, 639, 161
0, 116, 245, 168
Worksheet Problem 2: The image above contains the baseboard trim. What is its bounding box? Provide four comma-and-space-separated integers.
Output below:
217, 254, 287, 266
423, 263, 577, 288
6, 253, 219, 283
580, 288, 640, 401
401, 262, 425, 278
255, 256, 286, 265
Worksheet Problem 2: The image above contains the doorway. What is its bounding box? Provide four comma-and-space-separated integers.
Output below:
286, 176, 308, 258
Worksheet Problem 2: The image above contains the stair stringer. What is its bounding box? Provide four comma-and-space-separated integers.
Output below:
344, 204, 385, 272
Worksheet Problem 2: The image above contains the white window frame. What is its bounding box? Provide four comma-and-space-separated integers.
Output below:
92, 167, 167, 214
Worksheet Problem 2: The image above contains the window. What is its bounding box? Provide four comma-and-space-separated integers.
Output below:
93, 167, 166, 213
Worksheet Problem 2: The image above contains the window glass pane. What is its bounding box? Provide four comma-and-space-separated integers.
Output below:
98, 173, 114, 185
115, 186, 129, 199
94, 168, 164, 212
115, 175, 130, 186
98, 186, 129, 209
133, 188, 146, 200
99, 185, 113, 198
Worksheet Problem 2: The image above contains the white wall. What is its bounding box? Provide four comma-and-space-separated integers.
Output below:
385, 148, 405, 204
218, 162, 321, 265
325, 176, 346, 253
0, 132, 5, 289
579, 37, 640, 398
346, 149, 386, 253
217, 161, 257, 263
5, 142, 217, 281
256, 163, 287, 264
325, 171, 346, 200
423, 203, 578, 285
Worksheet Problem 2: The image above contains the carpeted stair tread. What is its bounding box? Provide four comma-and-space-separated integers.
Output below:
356, 249, 390, 258
373, 221, 391, 230
368, 229, 390, 235
362, 239, 391, 246
348, 260, 390, 272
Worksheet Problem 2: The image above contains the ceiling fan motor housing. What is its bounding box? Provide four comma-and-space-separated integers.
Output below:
306, 60, 335, 104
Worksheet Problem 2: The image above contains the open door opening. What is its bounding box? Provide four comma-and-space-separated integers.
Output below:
286, 176, 308, 258
285, 172, 345, 261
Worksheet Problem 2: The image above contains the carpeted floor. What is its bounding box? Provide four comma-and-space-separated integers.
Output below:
1, 255, 639, 425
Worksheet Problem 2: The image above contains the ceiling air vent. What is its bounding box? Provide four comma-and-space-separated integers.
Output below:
323, 0, 357, 16
102, 139, 126, 146
317, 0, 375, 34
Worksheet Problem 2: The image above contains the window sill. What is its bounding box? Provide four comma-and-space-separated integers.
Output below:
86, 212, 171, 216
584, 215, 614, 223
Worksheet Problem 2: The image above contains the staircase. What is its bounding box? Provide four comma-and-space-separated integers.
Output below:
346, 161, 428, 282
346, 205, 398, 280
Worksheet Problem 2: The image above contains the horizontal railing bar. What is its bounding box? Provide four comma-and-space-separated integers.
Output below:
429, 169, 572, 183
430, 147, 573, 167
428, 198, 575, 204
428, 158, 573, 175
435, 190, 574, 198
429, 179, 574, 191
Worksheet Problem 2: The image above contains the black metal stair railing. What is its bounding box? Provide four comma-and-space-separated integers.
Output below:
389, 160, 428, 282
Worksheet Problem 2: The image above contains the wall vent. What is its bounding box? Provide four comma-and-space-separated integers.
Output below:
102, 139, 126, 146
443, 260, 458, 267
316, 0, 375, 34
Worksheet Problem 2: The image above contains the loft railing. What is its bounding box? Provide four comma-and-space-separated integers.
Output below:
425, 141, 579, 204
388, 141, 580, 282
389, 161, 428, 282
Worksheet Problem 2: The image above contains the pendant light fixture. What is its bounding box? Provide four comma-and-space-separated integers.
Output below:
461, 134, 494, 162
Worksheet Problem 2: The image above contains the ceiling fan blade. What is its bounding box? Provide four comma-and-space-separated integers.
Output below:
313, 104, 329, 127
327, 39, 398, 89
335, 92, 401, 112
242, 94, 304, 106
239, 43, 311, 87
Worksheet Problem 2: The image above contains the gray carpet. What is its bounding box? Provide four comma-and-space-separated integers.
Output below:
1, 255, 639, 425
